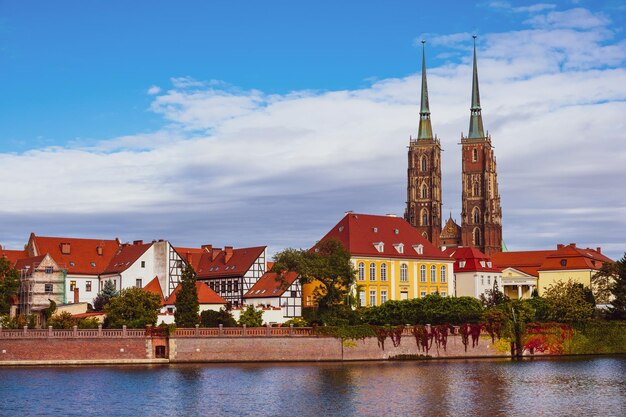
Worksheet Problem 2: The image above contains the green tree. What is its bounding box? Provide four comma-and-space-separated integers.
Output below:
607, 254, 626, 320
271, 238, 356, 313
480, 280, 509, 307
543, 279, 594, 323
49, 311, 77, 329
104, 287, 161, 328
174, 265, 199, 327
0, 257, 20, 315
238, 305, 264, 327
93, 279, 118, 311
200, 308, 237, 327
592, 260, 616, 305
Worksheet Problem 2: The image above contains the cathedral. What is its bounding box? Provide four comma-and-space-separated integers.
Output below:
404, 37, 503, 257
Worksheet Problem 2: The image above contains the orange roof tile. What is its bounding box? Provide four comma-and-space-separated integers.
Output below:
29, 233, 120, 275
491, 250, 553, 277
102, 242, 152, 274
318, 213, 448, 260
143, 276, 165, 305
196, 246, 266, 279
244, 271, 299, 298
14, 255, 47, 277
538, 244, 613, 272
0, 249, 28, 266
164, 282, 226, 305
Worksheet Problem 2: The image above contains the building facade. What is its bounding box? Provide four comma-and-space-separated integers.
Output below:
449, 247, 502, 299
244, 271, 302, 321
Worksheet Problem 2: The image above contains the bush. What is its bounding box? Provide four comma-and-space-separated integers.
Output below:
200, 308, 237, 327
49, 311, 77, 329
238, 305, 264, 327
104, 287, 161, 328
283, 317, 308, 327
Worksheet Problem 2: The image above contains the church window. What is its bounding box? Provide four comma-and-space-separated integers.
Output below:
473, 228, 481, 246
358, 262, 365, 281
420, 265, 426, 282
421, 185, 428, 199
473, 207, 481, 224
430, 265, 436, 283
421, 209, 429, 226
473, 182, 480, 197
370, 263, 376, 281
473, 148, 478, 161
421, 156, 427, 171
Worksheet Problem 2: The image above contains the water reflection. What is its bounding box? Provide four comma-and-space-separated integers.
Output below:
1, 358, 625, 417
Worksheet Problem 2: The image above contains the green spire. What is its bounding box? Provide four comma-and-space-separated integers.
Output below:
417, 40, 434, 140
468, 35, 485, 139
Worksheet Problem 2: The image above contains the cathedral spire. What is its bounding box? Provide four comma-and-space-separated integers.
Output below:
417, 40, 434, 140
468, 35, 485, 139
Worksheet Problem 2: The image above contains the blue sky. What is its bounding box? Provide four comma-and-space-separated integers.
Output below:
1, 1, 625, 259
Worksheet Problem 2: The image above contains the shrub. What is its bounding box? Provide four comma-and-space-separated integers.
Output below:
200, 308, 237, 327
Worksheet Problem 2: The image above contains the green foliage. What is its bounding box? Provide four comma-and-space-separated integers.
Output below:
319, 305, 362, 326
313, 324, 376, 340
543, 279, 594, 323
49, 311, 77, 329
0, 257, 20, 315
360, 295, 484, 326
43, 299, 57, 322
283, 317, 308, 327
567, 321, 626, 354
592, 261, 615, 305
271, 238, 356, 312
607, 254, 626, 320
104, 287, 161, 328
480, 280, 509, 307
200, 308, 237, 327
523, 297, 551, 322
174, 265, 199, 327
93, 279, 118, 311
238, 305, 264, 327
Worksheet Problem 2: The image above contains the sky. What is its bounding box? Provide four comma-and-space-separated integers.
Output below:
1, 0, 625, 260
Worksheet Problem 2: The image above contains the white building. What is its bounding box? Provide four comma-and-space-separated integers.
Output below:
243, 271, 302, 323
449, 247, 503, 298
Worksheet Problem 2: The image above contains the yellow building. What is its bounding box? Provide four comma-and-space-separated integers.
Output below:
303, 212, 454, 307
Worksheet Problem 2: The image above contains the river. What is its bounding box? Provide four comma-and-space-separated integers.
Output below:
1, 357, 625, 416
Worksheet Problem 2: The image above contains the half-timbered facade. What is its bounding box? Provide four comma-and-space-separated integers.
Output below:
244, 271, 302, 320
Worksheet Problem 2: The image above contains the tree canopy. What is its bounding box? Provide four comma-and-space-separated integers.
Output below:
238, 305, 264, 327
542, 279, 594, 323
174, 264, 199, 327
0, 257, 20, 315
607, 254, 626, 320
93, 279, 118, 311
104, 287, 161, 328
271, 238, 355, 312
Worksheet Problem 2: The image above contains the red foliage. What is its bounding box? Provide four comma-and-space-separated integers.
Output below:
523, 322, 573, 354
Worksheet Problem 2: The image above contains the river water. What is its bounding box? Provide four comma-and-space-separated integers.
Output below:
1, 357, 625, 417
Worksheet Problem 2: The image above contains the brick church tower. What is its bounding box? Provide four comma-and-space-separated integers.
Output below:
405, 41, 442, 246
460, 37, 502, 256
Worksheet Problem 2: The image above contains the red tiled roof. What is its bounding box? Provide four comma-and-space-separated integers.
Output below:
14, 255, 47, 277
0, 249, 28, 266
538, 244, 613, 272
29, 233, 120, 275
491, 250, 553, 277
450, 247, 501, 273
196, 246, 266, 279
72, 312, 105, 319
102, 242, 152, 274
164, 282, 226, 305
143, 276, 165, 305
317, 213, 448, 260
173, 247, 207, 271
244, 271, 299, 299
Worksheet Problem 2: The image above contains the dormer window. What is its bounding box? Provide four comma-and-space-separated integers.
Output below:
90, 262, 96, 268
373, 242, 384, 253
338, 226, 344, 232
373, 227, 378, 233
459, 261, 466, 268
394, 228, 399, 235
487, 261, 492, 268
69, 261, 75, 267
480, 261, 486, 268
413, 244, 424, 255
393, 243, 404, 254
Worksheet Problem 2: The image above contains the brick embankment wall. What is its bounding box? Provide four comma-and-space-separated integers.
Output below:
169, 337, 343, 362
0, 338, 168, 366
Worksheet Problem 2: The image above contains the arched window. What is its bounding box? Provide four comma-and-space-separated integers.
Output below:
369, 263, 376, 281
400, 264, 408, 282
440, 265, 446, 283
472, 148, 478, 161
421, 156, 427, 171
473, 207, 481, 224
474, 228, 481, 246
473, 182, 480, 197
420, 265, 426, 282
380, 263, 387, 282
421, 184, 428, 199
421, 208, 429, 226
430, 265, 436, 283
358, 262, 365, 281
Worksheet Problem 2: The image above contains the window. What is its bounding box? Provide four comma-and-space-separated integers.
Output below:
359, 291, 366, 307
234, 282, 239, 293
459, 261, 466, 268
358, 262, 365, 281
421, 184, 428, 199
421, 156, 427, 171
440, 266, 446, 283
421, 208, 429, 226
45, 266, 53, 274
44, 283, 53, 293
472, 148, 478, 161
560, 259, 567, 267
90, 262, 96, 268
487, 276, 491, 285
481, 276, 484, 286
369, 290, 376, 307
473, 182, 479, 197
380, 290, 388, 304
141, 261, 146, 268
414, 244, 424, 255
400, 264, 408, 282
430, 265, 436, 283
400, 291, 408, 300
487, 261, 492, 268
227, 282, 232, 292
473, 207, 480, 224
221, 282, 226, 293
370, 263, 376, 281
441, 291, 447, 297
86, 281, 92, 292
420, 265, 426, 282
480, 261, 486, 268
290, 290, 297, 297
394, 243, 404, 254
70, 281, 76, 291
420, 291, 427, 298
133, 279, 141, 289
380, 263, 387, 282
474, 228, 481, 246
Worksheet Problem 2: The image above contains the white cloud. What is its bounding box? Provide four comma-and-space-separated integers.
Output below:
147, 85, 161, 95
0, 6, 625, 259
525, 8, 610, 29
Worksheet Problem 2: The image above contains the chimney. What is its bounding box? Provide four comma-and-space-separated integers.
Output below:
201, 244, 212, 253
569, 243, 576, 248
133, 240, 143, 245
596, 247, 602, 254
225, 246, 234, 263
557, 244, 564, 249
96, 245, 103, 256
60, 243, 71, 255
344, 210, 353, 216
186, 252, 193, 264
73, 287, 80, 304
212, 248, 220, 261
